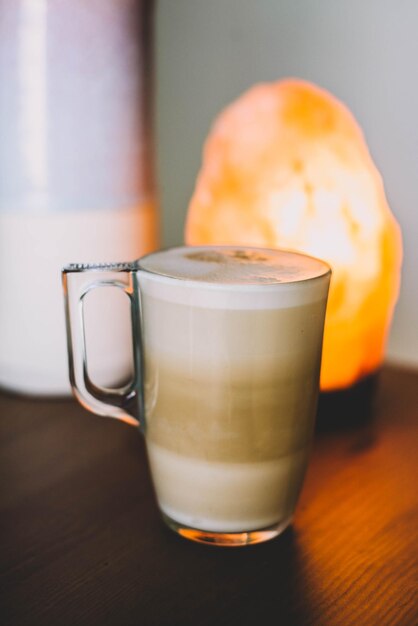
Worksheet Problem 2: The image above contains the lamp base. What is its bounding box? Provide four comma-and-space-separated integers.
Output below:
315, 370, 379, 432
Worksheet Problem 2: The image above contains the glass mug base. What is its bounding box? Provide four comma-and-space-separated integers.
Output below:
161, 512, 294, 547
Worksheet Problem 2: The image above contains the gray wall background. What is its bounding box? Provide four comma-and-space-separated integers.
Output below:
155, 0, 418, 368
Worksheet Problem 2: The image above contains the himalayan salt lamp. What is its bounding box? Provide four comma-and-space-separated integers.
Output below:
185, 79, 402, 397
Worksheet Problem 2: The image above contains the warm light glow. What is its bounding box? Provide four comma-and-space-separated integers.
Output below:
185, 79, 402, 391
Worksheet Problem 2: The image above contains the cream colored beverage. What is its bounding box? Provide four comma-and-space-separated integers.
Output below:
63, 245, 331, 546
137, 247, 330, 539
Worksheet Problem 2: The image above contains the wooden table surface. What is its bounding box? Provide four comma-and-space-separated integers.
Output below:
1, 365, 417, 626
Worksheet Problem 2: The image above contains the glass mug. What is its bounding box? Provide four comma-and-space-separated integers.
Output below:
63, 245, 331, 547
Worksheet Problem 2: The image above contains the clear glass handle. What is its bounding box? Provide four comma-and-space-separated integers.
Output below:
62, 262, 144, 429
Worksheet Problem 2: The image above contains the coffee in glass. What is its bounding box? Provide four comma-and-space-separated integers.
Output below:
63, 245, 331, 546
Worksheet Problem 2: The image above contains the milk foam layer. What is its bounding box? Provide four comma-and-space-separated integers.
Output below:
138, 246, 330, 309
139, 245, 329, 284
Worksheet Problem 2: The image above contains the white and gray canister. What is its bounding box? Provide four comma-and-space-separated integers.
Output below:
0, 0, 158, 395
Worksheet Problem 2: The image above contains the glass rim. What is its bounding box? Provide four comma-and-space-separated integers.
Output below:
63, 244, 332, 290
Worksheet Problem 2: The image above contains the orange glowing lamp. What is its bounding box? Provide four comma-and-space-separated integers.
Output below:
185, 79, 402, 391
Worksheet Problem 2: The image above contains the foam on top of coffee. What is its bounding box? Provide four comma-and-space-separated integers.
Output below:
139, 246, 329, 285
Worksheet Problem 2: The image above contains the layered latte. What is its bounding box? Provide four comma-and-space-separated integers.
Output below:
137, 246, 330, 533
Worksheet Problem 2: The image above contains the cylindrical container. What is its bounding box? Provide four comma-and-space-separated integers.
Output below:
0, 0, 158, 395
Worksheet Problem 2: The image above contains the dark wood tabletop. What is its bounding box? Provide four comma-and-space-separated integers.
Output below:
1, 364, 417, 626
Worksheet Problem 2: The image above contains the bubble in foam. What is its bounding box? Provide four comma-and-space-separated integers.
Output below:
138, 246, 329, 285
